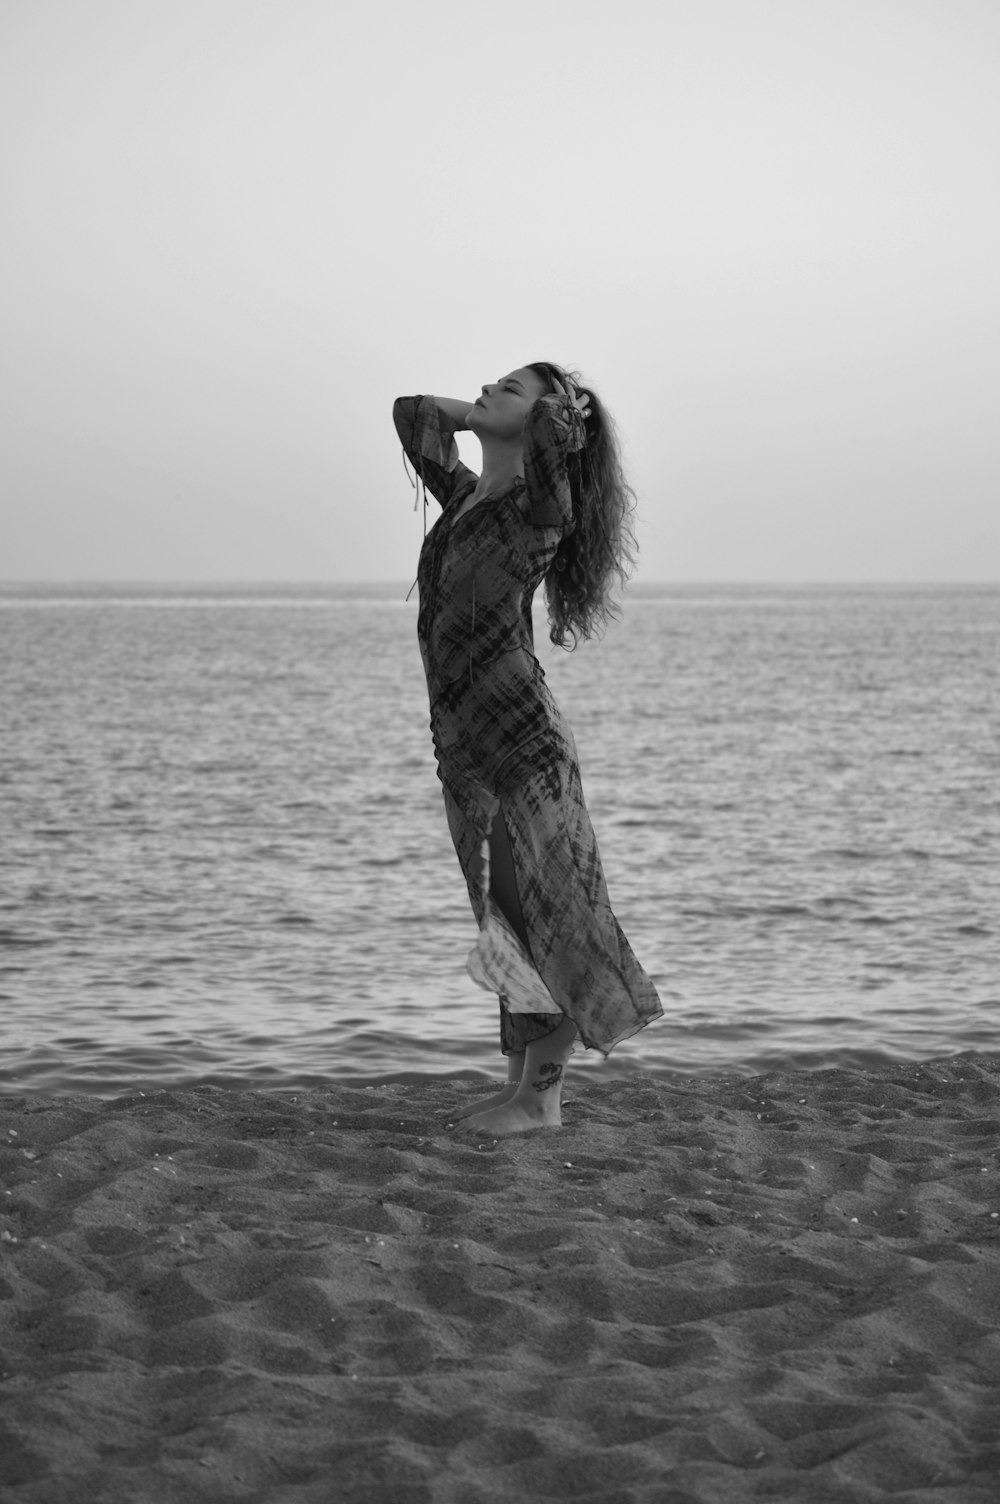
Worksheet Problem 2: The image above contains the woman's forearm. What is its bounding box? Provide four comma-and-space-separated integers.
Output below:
430, 396, 476, 430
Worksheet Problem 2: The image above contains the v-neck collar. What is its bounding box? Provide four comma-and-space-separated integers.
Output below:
447, 475, 525, 531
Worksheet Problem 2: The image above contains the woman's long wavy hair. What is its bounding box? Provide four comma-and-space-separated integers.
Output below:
527, 361, 638, 649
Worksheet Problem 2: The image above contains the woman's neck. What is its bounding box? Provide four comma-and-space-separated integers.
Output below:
471, 436, 524, 503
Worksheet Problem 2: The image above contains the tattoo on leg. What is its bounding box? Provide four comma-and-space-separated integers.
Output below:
532, 1062, 563, 1093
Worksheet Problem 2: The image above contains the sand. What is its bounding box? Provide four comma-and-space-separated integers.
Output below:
1, 1054, 998, 1503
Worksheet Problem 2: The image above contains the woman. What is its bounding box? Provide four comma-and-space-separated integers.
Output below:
393, 362, 661, 1135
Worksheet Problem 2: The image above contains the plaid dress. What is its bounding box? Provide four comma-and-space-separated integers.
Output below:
394, 394, 663, 1057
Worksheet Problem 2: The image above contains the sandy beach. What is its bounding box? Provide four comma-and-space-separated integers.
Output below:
1, 1054, 998, 1503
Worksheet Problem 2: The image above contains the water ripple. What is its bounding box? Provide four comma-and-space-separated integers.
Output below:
1, 582, 998, 1094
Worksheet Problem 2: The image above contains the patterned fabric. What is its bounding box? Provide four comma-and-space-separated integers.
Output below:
393, 394, 663, 1057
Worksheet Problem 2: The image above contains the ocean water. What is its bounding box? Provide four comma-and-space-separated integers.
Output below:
1, 581, 997, 1097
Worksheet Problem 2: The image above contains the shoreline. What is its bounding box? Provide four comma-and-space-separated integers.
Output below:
2, 1054, 998, 1501
6, 1042, 994, 1102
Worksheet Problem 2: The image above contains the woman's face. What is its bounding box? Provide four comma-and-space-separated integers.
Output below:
466, 366, 549, 442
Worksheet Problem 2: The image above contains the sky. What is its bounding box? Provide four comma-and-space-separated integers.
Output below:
2, 0, 998, 584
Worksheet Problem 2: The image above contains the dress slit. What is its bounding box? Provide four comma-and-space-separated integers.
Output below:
487, 803, 568, 1055
487, 806, 532, 956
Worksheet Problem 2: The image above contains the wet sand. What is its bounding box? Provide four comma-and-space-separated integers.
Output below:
1, 1054, 998, 1502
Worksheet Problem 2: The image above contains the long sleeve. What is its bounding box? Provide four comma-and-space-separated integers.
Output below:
520, 394, 587, 529
393, 396, 478, 511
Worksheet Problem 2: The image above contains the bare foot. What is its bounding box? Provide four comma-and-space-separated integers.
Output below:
457, 1095, 563, 1137
454, 1082, 521, 1120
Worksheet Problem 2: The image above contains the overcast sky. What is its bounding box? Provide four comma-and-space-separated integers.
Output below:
2, 0, 998, 584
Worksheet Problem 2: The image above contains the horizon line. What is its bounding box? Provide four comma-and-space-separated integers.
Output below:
2, 577, 999, 591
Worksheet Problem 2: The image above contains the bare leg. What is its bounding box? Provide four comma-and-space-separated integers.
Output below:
456, 808, 544, 1119
487, 804, 531, 952
458, 1012, 578, 1136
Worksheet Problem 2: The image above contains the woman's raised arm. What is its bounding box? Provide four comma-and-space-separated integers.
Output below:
430, 396, 475, 429
520, 392, 587, 529
393, 395, 478, 511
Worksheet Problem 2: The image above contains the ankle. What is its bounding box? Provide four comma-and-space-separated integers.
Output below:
509, 1086, 561, 1120
516, 1058, 568, 1100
